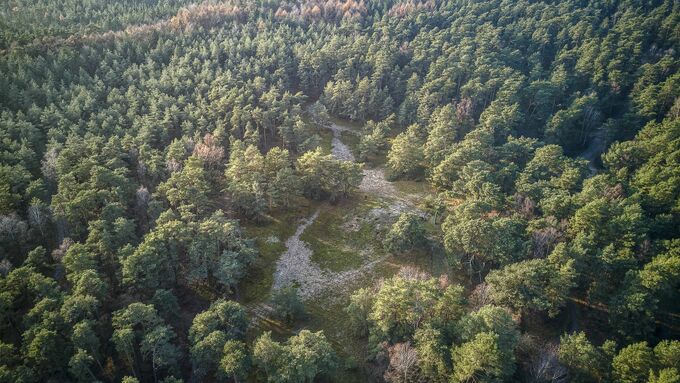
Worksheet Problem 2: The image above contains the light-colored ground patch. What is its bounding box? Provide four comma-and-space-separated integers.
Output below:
266, 115, 428, 301
328, 118, 421, 209
270, 209, 390, 300
271, 210, 325, 297
329, 121, 356, 161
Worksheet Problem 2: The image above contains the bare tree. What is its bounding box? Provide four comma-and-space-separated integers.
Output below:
0, 214, 28, 244
514, 193, 536, 218
456, 97, 473, 121
398, 266, 430, 281
135, 186, 151, 230
468, 282, 492, 311
165, 158, 182, 173
384, 342, 421, 383
27, 202, 51, 237
438, 274, 450, 289
41, 147, 59, 186
531, 217, 567, 258
136, 186, 150, 210
193, 133, 225, 169
532, 227, 562, 258
518, 335, 568, 383
0, 259, 12, 277
51, 237, 74, 262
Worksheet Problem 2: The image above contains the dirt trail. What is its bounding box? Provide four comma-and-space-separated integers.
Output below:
269, 209, 389, 300
271, 210, 327, 297
328, 121, 355, 161
265, 115, 422, 302
327, 119, 418, 205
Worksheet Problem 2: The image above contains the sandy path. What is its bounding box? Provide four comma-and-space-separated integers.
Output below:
271, 210, 327, 296
327, 119, 414, 204
266, 112, 422, 302
270, 209, 389, 299
328, 122, 355, 162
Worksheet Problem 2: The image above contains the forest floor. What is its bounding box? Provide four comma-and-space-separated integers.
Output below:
238, 116, 442, 381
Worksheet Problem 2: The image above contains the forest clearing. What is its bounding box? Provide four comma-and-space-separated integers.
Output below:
1, 1, 678, 382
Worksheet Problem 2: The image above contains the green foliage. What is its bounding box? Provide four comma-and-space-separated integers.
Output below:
220, 340, 249, 382
654, 340, 680, 370
186, 211, 256, 292
515, 145, 588, 216
457, 306, 520, 353
448, 160, 505, 207
345, 287, 375, 338
112, 303, 180, 381
387, 124, 425, 179
296, 148, 363, 202
612, 342, 656, 383
68, 348, 96, 383
366, 270, 466, 342
442, 201, 529, 270
269, 286, 304, 324
449, 306, 520, 382
61, 243, 98, 283
558, 332, 616, 382
190, 331, 228, 381
424, 104, 469, 168
358, 116, 393, 162
486, 258, 576, 317
610, 340, 680, 383
450, 332, 513, 383
121, 221, 183, 291
649, 369, 680, 383
253, 330, 336, 383
545, 93, 601, 154
23, 246, 47, 269
188, 300, 248, 380
430, 128, 494, 190
225, 141, 300, 218
370, 275, 439, 341
413, 325, 449, 382
189, 300, 247, 345
1, 0, 679, 381
156, 155, 212, 216
151, 289, 180, 323
383, 213, 426, 254
50, 137, 135, 239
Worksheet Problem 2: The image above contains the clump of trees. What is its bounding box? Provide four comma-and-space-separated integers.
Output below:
269, 286, 305, 324
188, 300, 248, 382
358, 115, 394, 162
387, 124, 426, 179
383, 213, 426, 254
297, 148, 363, 202
346, 267, 521, 383
558, 333, 680, 383
225, 141, 300, 218
253, 330, 337, 383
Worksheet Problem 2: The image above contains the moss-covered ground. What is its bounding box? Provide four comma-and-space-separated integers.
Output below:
301, 197, 383, 272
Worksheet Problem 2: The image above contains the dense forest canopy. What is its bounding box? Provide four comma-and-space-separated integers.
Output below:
0, 0, 679, 382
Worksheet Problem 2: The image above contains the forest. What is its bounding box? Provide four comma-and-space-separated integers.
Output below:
0, 0, 679, 382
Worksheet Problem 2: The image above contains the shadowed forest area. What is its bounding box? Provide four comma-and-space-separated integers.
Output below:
0, 0, 679, 382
